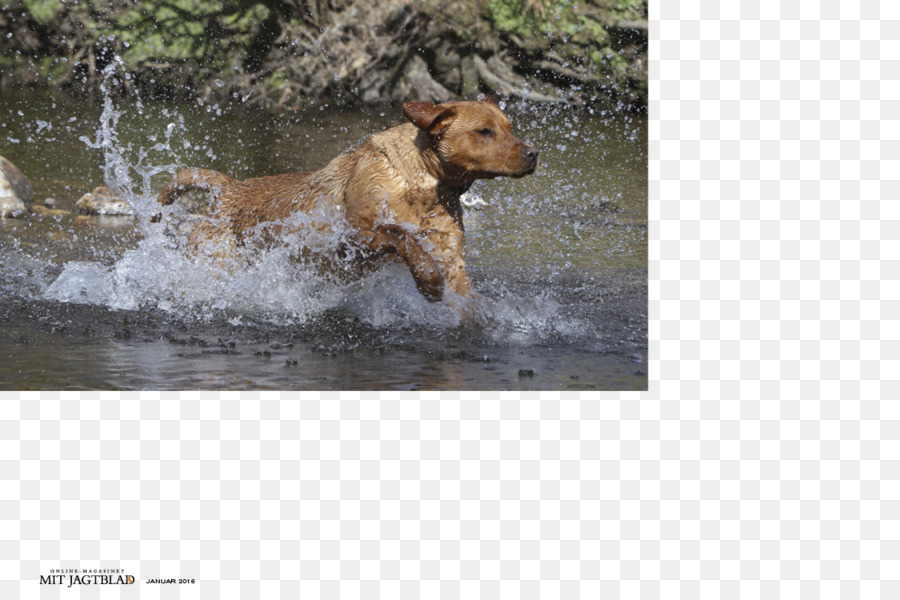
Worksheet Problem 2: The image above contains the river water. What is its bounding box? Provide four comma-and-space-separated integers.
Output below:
0, 86, 646, 391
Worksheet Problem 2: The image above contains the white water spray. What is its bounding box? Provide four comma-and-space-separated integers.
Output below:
41, 60, 590, 343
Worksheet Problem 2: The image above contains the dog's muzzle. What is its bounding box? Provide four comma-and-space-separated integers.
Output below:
520, 145, 539, 174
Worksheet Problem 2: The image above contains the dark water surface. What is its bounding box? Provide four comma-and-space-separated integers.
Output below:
0, 89, 646, 390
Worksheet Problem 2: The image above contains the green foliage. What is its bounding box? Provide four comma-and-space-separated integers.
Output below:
4, 0, 646, 109
113, 2, 270, 66
486, 0, 539, 37
486, 0, 611, 46
22, 0, 58, 23
612, 0, 646, 17
263, 67, 289, 88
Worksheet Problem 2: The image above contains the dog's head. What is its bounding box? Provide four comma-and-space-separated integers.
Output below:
402, 98, 538, 186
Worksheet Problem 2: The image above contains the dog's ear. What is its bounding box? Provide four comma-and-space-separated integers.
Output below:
402, 102, 456, 135
479, 94, 501, 106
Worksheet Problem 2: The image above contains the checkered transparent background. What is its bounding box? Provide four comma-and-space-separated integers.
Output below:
2, 2, 898, 598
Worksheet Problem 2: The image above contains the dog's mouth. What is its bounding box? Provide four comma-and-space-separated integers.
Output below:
465, 161, 537, 182
512, 164, 538, 178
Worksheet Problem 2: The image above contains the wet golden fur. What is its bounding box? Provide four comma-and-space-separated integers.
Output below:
156, 98, 538, 303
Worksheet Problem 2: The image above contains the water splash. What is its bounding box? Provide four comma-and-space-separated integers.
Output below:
77, 58, 191, 225
33, 63, 628, 347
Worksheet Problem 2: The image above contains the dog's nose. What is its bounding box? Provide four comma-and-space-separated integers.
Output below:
521, 145, 538, 164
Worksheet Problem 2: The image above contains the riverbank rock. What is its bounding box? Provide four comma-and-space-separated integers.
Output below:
75, 186, 134, 216
0, 195, 26, 218
29, 202, 71, 218
0, 156, 33, 218
29, 197, 71, 219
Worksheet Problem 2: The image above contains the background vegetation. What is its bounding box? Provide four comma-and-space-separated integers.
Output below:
0, 0, 647, 110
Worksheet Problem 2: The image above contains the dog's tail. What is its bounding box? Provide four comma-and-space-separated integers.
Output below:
157, 168, 231, 206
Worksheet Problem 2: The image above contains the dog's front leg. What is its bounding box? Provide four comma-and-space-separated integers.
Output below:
355, 224, 445, 301
183, 219, 240, 266
418, 222, 473, 299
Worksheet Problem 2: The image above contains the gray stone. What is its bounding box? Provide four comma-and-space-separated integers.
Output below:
75, 186, 134, 216
0, 156, 32, 218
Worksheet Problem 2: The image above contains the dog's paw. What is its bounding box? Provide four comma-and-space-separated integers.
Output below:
408, 249, 445, 302
414, 269, 444, 302
443, 290, 493, 324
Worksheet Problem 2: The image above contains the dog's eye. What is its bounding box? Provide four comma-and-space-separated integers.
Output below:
477, 128, 494, 137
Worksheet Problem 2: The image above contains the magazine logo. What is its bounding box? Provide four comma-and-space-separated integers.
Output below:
41, 569, 135, 588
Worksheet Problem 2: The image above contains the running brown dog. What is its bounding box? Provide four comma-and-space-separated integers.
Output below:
156, 98, 538, 303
